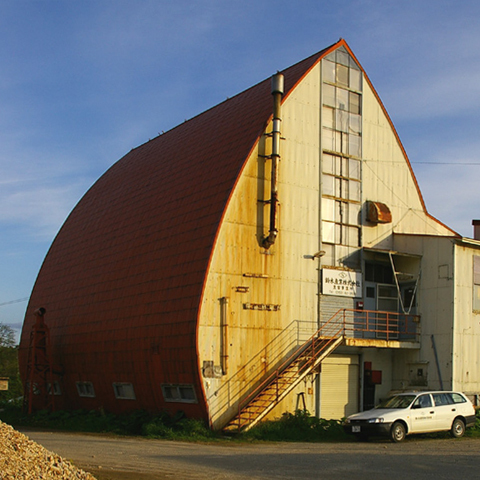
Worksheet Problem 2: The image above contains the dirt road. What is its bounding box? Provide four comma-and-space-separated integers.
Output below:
20, 428, 480, 480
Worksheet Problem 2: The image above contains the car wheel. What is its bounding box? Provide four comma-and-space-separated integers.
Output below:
390, 421, 406, 443
450, 418, 465, 438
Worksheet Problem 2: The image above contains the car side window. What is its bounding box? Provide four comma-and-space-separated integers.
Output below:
413, 394, 432, 408
433, 393, 451, 406
450, 393, 467, 404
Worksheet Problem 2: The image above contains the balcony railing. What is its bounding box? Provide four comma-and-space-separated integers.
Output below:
329, 308, 420, 342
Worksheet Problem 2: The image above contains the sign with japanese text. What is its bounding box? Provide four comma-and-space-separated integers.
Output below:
322, 268, 362, 298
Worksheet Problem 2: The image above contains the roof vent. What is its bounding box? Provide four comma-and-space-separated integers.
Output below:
366, 201, 392, 224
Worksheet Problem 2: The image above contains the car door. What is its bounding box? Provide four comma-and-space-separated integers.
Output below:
432, 393, 455, 430
410, 393, 437, 432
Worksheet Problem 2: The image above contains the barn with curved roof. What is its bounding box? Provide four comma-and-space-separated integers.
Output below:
19, 39, 480, 430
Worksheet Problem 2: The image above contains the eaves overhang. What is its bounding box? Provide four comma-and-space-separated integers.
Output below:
454, 237, 480, 249
363, 246, 422, 259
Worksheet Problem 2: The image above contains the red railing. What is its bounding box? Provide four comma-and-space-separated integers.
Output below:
332, 308, 420, 341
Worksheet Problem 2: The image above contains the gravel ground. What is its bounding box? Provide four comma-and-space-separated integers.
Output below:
0, 420, 97, 480
20, 427, 480, 480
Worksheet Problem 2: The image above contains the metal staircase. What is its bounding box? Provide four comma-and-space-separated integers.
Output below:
220, 308, 420, 433
222, 318, 344, 433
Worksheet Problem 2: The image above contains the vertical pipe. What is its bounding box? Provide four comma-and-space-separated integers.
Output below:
431, 334, 444, 390
220, 297, 229, 374
263, 73, 284, 249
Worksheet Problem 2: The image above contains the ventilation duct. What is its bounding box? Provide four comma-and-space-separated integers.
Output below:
366, 201, 392, 224
262, 73, 284, 249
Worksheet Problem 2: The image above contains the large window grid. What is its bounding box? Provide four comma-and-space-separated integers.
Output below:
321, 153, 361, 247
322, 48, 362, 159
321, 48, 362, 264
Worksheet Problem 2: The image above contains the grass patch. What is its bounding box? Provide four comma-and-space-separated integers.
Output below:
2, 401, 479, 443
238, 409, 349, 442
0, 401, 218, 441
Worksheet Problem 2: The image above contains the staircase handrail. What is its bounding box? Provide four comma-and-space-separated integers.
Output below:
236, 312, 346, 420
209, 319, 317, 418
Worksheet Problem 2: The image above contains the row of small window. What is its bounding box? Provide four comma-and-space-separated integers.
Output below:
323, 106, 361, 135
322, 49, 362, 92
416, 392, 467, 408
320, 244, 360, 269
323, 86, 361, 115
322, 198, 360, 225
323, 176, 361, 202
323, 153, 361, 180
322, 128, 361, 158
38, 381, 197, 403
322, 221, 360, 247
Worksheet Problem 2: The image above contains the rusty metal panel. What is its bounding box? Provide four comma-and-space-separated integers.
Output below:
19, 46, 325, 422
366, 201, 392, 224
201, 61, 323, 429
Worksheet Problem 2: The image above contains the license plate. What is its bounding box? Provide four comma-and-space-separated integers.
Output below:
352, 425, 361, 433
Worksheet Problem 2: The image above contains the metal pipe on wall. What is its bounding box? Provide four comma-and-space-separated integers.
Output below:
262, 73, 284, 249
220, 297, 229, 375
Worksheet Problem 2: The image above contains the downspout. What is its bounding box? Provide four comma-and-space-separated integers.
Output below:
431, 334, 444, 390
262, 73, 284, 249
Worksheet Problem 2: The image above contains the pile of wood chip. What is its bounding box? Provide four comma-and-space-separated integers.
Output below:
0, 420, 97, 479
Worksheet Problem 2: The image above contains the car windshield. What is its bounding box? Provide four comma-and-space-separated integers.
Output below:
375, 395, 416, 409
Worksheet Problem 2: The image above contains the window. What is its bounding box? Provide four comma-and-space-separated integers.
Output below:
377, 284, 398, 312
365, 263, 394, 284
474, 256, 480, 312
113, 383, 136, 400
321, 48, 363, 266
25, 381, 40, 395
161, 384, 197, 403
450, 393, 467, 404
76, 381, 95, 398
413, 394, 432, 409
47, 382, 62, 395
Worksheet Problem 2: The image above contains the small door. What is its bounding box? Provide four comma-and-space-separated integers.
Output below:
410, 393, 437, 433
320, 355, 359, 419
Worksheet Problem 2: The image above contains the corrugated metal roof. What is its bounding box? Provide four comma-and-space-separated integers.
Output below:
19, 40, 335, 416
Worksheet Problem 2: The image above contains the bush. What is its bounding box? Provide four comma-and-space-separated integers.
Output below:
0, 404, 217, 441
142, 411, 216, 440
240, 409, 348, 442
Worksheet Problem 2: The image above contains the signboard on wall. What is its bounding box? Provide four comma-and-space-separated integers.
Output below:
0, 377, 8, 391
322, 268, 362, 298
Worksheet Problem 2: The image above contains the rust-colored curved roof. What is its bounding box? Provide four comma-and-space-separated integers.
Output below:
19, 42, 331, 416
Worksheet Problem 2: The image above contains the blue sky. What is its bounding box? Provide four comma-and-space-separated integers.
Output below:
1, 0, 480, 340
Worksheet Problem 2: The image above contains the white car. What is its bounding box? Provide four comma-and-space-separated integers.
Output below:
343, 391, 476, 442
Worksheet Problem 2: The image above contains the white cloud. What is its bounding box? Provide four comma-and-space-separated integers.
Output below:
0, 180, 88, 240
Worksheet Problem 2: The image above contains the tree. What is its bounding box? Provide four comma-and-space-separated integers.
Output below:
0, 324, 16, 348
0, 323, 22, 402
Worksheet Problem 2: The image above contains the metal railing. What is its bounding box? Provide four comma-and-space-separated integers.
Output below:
334, 308, 420, 342
209, 320, 317, 425
218, 309, 420, 430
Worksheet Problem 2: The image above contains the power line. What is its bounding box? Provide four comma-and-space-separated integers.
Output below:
411, 162, 480, 165
0, 297, 29, 308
